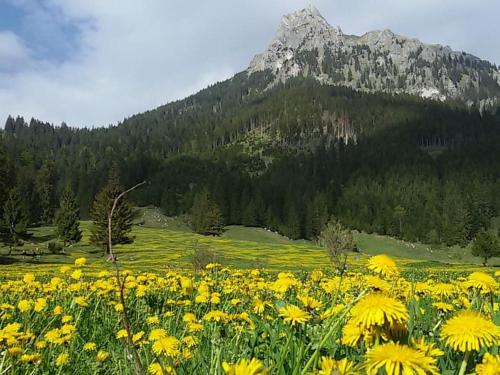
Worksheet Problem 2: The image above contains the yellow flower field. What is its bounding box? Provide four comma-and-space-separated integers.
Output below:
0, 255, 499, 374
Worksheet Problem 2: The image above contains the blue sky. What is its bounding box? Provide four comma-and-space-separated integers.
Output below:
0, 0, 499, 127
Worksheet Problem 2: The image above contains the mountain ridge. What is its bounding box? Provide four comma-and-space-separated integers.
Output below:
247, 6, 500, 110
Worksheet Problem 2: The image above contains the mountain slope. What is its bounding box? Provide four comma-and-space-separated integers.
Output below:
248, 6, 500, 110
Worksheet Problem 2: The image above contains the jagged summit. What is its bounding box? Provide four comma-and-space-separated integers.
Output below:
248, 7, 343, 76
247, 7, 500, 109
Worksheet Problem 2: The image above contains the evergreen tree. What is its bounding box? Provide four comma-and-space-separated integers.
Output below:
36, 161, 56, 224
286, 205, 301, 240
471, 229, 500, 266
190, 190, 224, 236
55, 186, 82, 247
2, 188, 29, 253
90, 172, 134, 254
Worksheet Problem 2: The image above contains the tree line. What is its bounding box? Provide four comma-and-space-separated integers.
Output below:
1, 77, 500, 253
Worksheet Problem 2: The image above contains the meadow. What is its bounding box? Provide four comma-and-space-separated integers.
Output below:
0, 208, 499, 374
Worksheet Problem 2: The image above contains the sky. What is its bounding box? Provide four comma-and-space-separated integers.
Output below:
0, 0, 499, 128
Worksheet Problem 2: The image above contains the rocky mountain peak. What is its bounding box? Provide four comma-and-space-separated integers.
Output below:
247, 7, 500, 109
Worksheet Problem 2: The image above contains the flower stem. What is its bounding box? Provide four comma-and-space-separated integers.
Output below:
458, 350, 471, 375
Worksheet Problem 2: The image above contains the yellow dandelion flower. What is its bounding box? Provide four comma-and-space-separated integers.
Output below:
20, 353, 41, 364
147, 316, 160, 325
432, 302, 454, 313
55, 352, 70, 367
96, 350, 109, 362
70, 269, 82, 280
278, 305, 311, 326
350, 293, 408, 330
367, 254, 399, 277
316, 356, 358, 375
74, 296, 88, 307
74, 257, 86, 266
8, 347, 23, 356
151, 336, 180, 357
149, 328, 167, 341
148, 363, 164, 375
17, 299, 31, 312
441, 310, 500, 352
475, 353, 500, 375
116, 329, 128, 339
23, 273, 35, 283
83, 342, 97, 351
465, 272, 498, 294
34, 298, 47, 312
364, 342, 439, 375
412, 338, 444, 357
35, 341, 47, 349
222, 358, 268, 375
132, 331, 145, 343
61, 315, 73, 323
53, 305, 63, 315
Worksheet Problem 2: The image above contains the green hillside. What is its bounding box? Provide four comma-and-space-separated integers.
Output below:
1, 207, 497, 275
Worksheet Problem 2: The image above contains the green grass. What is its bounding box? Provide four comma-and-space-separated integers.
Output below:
0, 208, 498, 274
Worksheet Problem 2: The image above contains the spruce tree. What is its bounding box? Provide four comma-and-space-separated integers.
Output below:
36, 162, 56, 224
471, 229, 500, 266
2, 188, 29, 253
55, 186, 82, 247
90, 171, 134, 254
190, 190, 224, 236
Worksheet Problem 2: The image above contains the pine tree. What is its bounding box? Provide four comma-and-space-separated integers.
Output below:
2, 188, 29, 253
190, 190, 224, 236
36, 161, 56, 224
471, 229, 500, 266
90, 172, 134, 254
286, 205, 301, 240
55, 186, 82, 247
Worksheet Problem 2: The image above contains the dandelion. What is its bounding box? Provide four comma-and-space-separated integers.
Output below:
475, 353, 500, 375
116, 329, 128, 339
74, 296, 88, 307
364, 343, 439, 375
20, 353, 42, 364
74, 257, 87, 266
17, 299, 31, 312
432, 302, 454, 313
367, 254, 399, 277
440, 310, 500, 352
350, 293, 408, 330
34, 298, 47, 312
315, 356, 357, 375
96, 350, 110, 362
278, 305, 311, 326
464, 272, 498, 294
149, 328, 167, 341
148, 363, 164, 375
222, 358, 268, 375
147, 316, 160, 325
55, 352, 70, 367
83, 342, 97, 351
152, 336, 180, 357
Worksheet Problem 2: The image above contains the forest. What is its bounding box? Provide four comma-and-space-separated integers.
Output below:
1, 76, 500, 246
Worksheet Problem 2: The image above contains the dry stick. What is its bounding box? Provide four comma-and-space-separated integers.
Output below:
108, 181, 146, 375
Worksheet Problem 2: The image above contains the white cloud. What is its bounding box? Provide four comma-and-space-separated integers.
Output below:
0, 0, 499, 127
0, 31, 32, 71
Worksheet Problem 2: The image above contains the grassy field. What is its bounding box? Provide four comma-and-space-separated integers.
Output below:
0, 207, 498, 275
1, 208, 499, 374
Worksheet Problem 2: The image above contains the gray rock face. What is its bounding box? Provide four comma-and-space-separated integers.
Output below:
248, 6, 500, 108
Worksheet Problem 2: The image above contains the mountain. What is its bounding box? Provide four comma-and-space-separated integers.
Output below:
1, 7, 500, 247
248, 6, 500, 110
